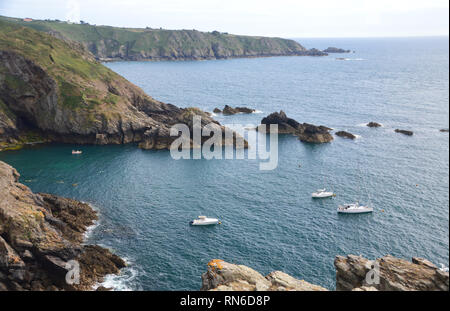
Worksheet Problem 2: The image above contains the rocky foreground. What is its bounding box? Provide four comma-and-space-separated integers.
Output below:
202, 256, 449, 291
0, 161, 125, 290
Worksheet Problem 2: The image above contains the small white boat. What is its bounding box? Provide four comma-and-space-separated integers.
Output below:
337, 203, 373, 214
190, 216, 221, 226
312, 189, 335, 198
72, 150, 82, 155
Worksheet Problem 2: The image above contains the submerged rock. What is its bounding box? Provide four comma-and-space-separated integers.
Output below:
335, 131, 356, 139
0, 161, 125, 291
367, 122, 382, 128
259, 111, 333, 143
213, 108, 222, 113
201, 259, 327, 291
439, 128, 449, 132
395, 129, 414, 136
335, 255, 449, 291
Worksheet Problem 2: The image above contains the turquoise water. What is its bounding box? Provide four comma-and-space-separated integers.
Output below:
1, 37, 448, 290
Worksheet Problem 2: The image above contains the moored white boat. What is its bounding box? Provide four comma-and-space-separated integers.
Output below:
337, 203, 373, 214
72, 150, 82, 154
312, 189, 335, 198
190, 216, 221, 226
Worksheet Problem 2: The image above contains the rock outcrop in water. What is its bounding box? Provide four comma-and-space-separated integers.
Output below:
395, 129, 414, 136
335, 131, 356, 139
0, 20, 245, 151
323, 47, 351, 53
259, 111, 333, 143
222, 105, 255, 115
367, 122, 382, 128
335, 255, 449, 291
0, 161, 125, 290
201, 259, 327, 291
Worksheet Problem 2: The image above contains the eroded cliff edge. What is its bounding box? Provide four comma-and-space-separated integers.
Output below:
0, 160, 125, 290
0, 20, 244, 151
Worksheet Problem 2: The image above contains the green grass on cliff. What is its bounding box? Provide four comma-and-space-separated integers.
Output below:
0, 19, 121, 111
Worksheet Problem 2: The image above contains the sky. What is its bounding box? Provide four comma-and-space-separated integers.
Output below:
0, 0, 448, 38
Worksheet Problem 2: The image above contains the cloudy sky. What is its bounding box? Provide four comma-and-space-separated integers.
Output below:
1, 0, 448, 37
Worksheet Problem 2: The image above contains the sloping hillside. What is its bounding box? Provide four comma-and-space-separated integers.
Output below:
0, 20, 242, 150
0, 16, 326, 61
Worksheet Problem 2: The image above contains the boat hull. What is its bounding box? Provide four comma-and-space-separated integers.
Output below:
337, 207, 373, 214
312, 192, 335, 198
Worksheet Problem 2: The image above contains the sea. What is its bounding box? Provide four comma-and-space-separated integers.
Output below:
1, 36, 448, 290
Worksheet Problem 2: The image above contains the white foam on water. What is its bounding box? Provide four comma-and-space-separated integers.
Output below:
253, 110, 263, 114
82, 202, 100, 241
210, 112, 218, 117
94, 258, 139, 291
440, 263, 449, 272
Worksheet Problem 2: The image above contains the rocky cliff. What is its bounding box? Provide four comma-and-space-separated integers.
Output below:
201, 259, 327, 291
0, 20, 244, 151
201, 256, 449, 291
259, 110, 333, 143
335, 255, 449, 291
0, 16, 327, 61
0, 161, 125, 290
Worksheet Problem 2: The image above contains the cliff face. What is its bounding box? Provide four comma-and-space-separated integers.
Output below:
0, 16, 327, 61
0, 161, 125, 290
0, 20, 243, 151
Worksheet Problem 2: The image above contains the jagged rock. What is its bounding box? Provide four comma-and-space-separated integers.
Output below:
0, 160, 125, 290
334, 255, 449, 291
201, 259, 327, 291
335, 131, 356, 139
323, 47, 351, 53
395, 129, 414, 136
259, 111, 333, 143
367, 122, 382, 128
213, 108, 221, 113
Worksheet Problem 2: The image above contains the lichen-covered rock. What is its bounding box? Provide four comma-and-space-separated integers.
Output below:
0, 160, 125, 291
259, 111, 333, 143
334, 255, 449, 291
201, 259, 327, 291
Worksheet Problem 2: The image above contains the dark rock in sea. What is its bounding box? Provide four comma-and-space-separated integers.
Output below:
222, 105, 255, 115
335, 255, 449, 291
304, 48, 328, 56
323, 47, 351, 53
259, 111, 333, 143
335, 131, 357, 139
213, 108, 222, 113
439, 128, 449, 132
395, 129, 414, 136
0, 161, 125, 291
367, 122, 382, 128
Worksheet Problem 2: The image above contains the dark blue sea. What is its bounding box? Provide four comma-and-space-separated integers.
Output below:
1, 37, 448, 290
